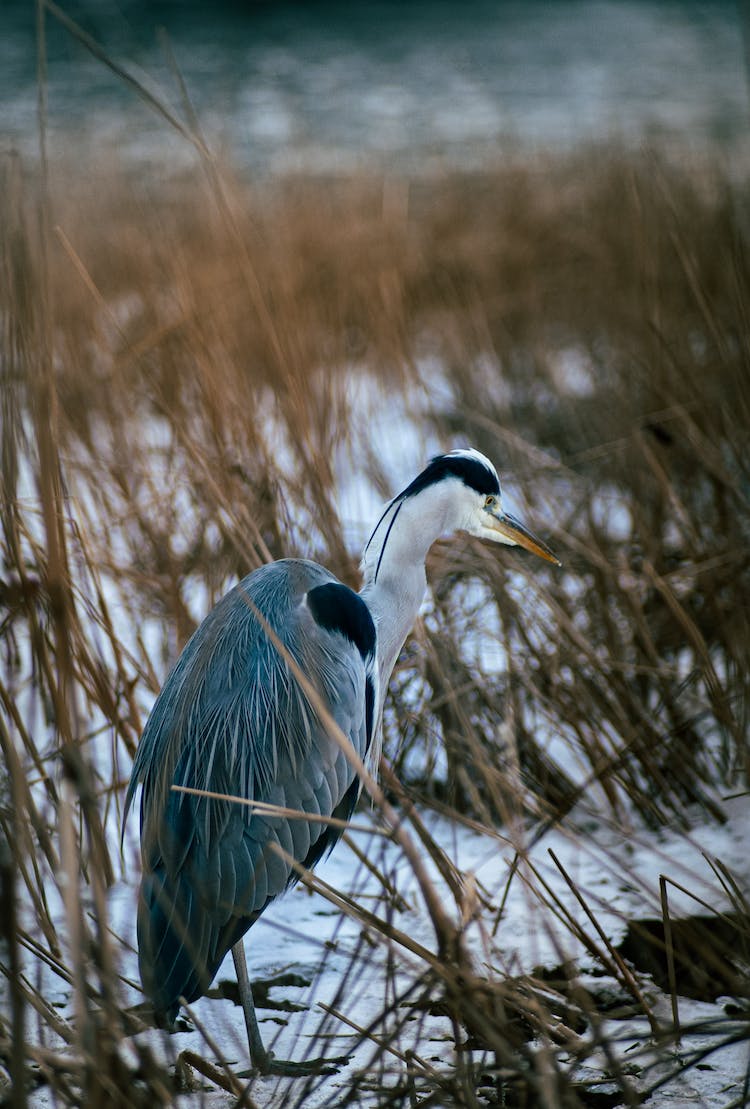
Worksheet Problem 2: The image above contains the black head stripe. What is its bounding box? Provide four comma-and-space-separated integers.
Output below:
400, 452, 500, 500
307, 583, 376, 663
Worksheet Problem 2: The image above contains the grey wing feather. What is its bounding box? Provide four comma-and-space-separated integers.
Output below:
126, 559, 371, 1019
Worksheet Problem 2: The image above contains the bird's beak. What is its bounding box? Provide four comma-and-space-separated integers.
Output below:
487, 510, 561, 565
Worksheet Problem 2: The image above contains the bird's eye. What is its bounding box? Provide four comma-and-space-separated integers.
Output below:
485, 495, 496, 508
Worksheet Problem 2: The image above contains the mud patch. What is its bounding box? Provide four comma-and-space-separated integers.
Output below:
616, 911, 750, 1001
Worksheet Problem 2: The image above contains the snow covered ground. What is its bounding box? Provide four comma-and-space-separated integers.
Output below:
9, 782, 744, 1107
3, 363, 748, 1106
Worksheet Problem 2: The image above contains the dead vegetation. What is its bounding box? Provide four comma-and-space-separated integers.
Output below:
1, 75, 749, 1108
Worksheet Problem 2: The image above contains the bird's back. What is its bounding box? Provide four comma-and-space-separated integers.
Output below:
126, 558, 375, 1020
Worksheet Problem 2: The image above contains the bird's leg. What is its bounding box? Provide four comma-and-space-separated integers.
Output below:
232, 942, 273, 1074
231, 941, 348, 1077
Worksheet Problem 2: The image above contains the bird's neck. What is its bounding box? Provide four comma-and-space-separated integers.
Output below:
360, 562, 427, 698
359, 489, 454, 696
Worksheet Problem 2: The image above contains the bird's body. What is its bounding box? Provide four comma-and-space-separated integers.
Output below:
125, 449, 558, 1072
127, 559, 376, 1021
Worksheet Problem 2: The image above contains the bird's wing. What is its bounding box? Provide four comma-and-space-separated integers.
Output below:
128, 559, 376, 1017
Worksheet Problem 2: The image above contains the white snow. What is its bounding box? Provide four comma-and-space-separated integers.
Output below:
4, 360, 748, 1106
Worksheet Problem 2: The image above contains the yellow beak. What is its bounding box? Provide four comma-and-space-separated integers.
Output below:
489, 511, 561, 565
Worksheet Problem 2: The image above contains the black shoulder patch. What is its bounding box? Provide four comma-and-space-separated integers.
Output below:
307, 583, 376, 663
400, 453, 500, 500
365, 674, 376, 753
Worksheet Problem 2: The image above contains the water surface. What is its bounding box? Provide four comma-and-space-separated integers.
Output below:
2, 0, 747, 171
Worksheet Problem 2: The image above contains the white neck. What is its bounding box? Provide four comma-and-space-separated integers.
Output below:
359, 482, 468, 700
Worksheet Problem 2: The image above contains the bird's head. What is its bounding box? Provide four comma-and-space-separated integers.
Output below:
403, 447, 560, 565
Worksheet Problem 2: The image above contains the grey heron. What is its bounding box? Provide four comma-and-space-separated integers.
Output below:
125, 448, 559, 1074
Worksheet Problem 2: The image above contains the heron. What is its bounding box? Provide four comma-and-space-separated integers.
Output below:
124, 448, 559, 1075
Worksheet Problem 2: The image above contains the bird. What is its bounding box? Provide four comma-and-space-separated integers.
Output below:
124, 447, 559, 1075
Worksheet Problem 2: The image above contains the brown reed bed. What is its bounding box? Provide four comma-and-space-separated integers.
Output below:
1, 126, 749, 1107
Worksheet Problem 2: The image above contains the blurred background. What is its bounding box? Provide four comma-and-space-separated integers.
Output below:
3, 0, 748, 171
